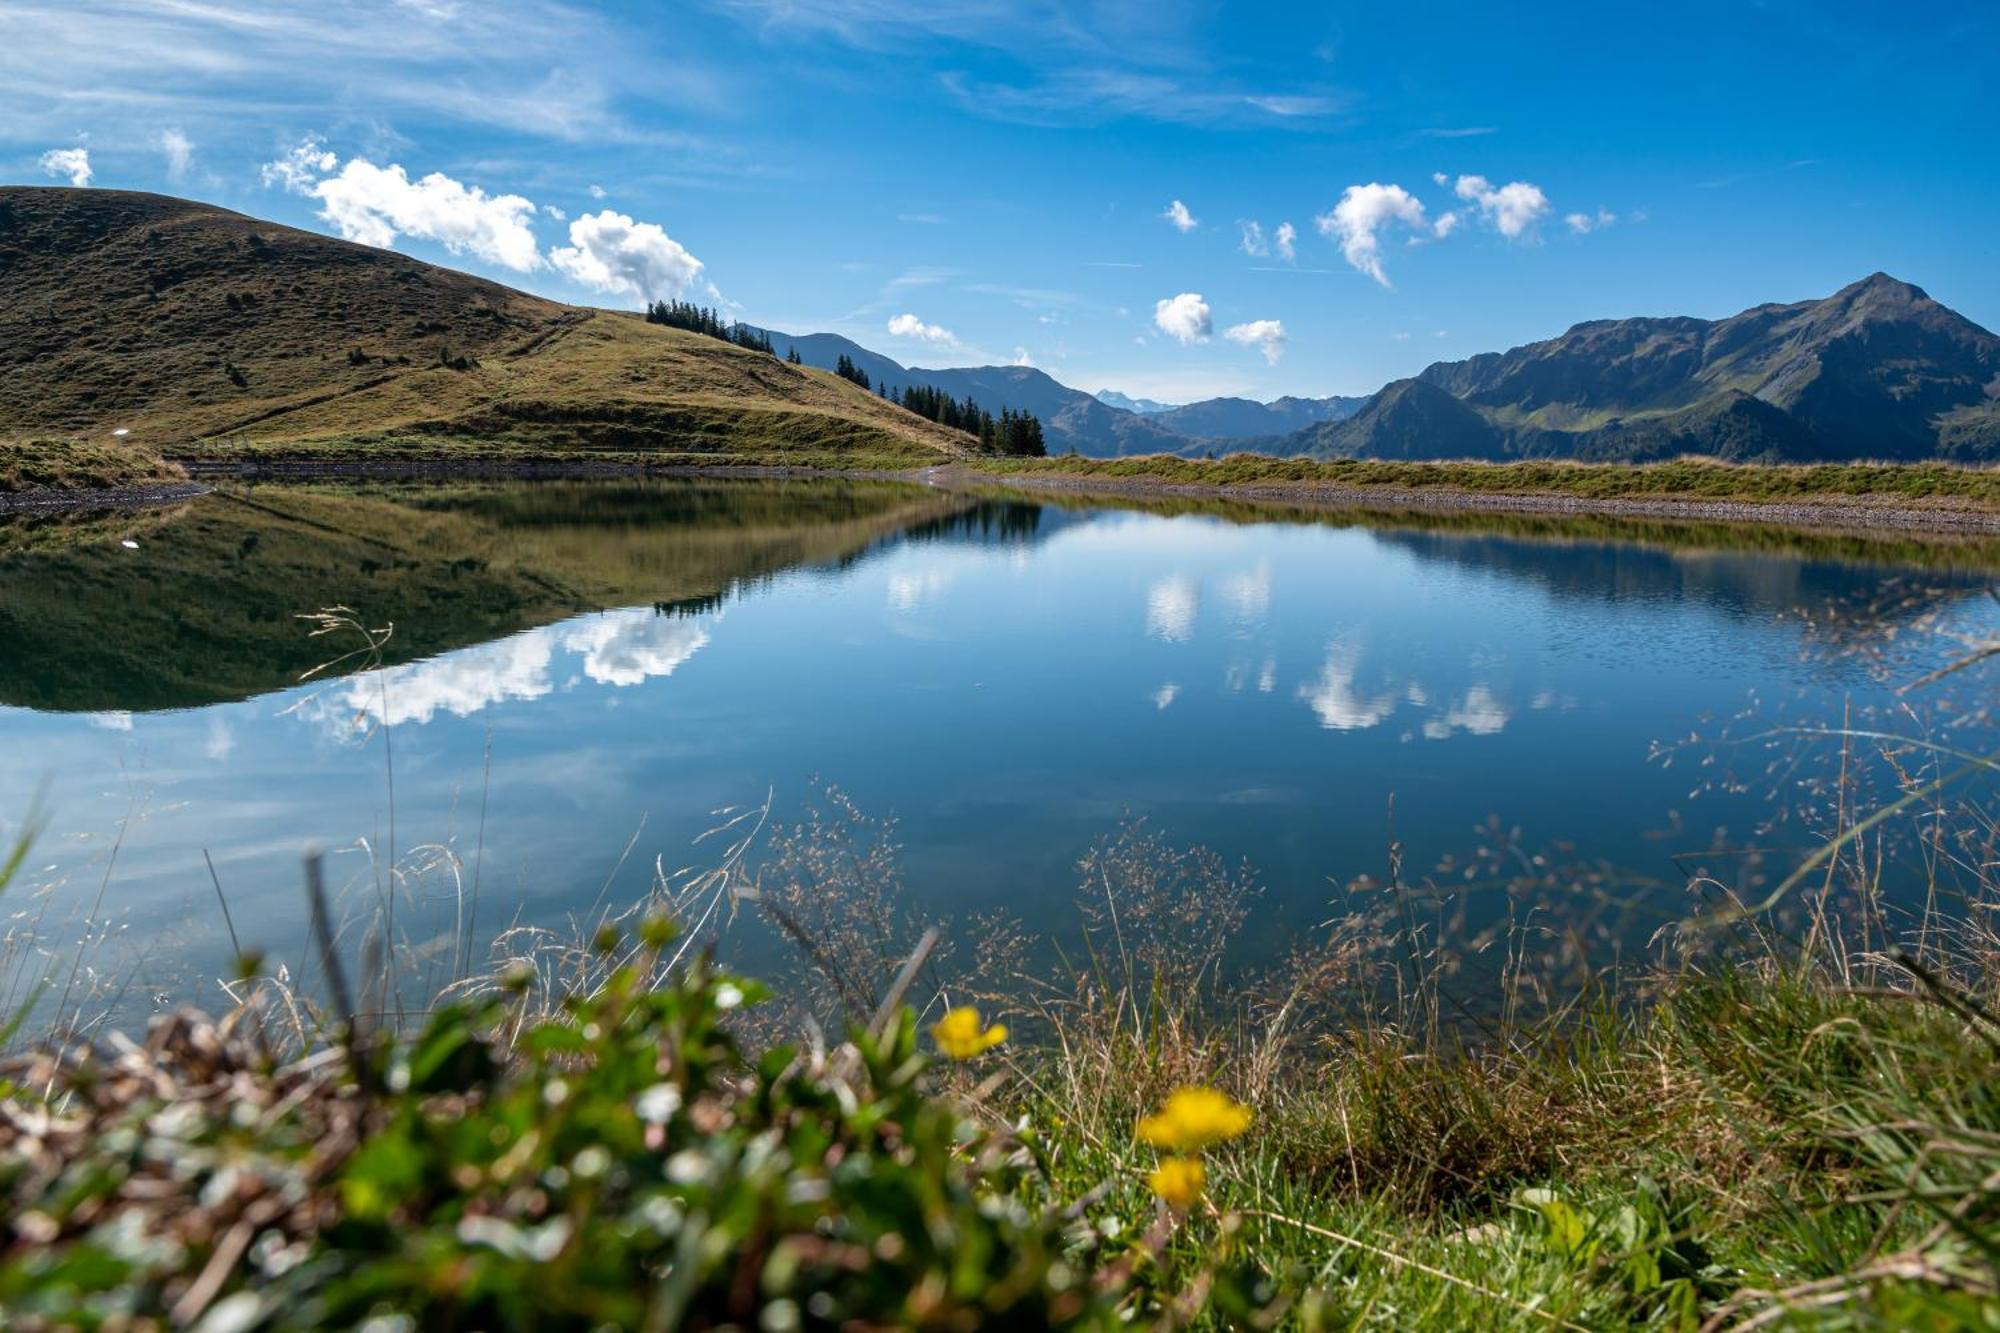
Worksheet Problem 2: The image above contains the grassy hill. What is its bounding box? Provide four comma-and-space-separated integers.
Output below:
0, 187, 971, 466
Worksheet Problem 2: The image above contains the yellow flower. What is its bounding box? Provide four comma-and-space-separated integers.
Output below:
1148, 1156, 1205, 1211
1136, 1086, 1253, 1152
931, 1006, 1007, 1060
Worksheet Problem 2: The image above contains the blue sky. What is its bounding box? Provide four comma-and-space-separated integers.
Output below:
11, 1, 1997, 402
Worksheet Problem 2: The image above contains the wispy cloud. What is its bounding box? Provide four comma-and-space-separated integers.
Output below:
1161, 198, 1198, 232
0, 0, 723, 150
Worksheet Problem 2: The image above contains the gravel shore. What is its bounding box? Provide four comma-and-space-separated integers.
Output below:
945, 466, 2000, 536
0, 481, 211, 515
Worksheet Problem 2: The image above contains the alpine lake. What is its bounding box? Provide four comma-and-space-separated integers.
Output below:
3, 475, 1996, 1016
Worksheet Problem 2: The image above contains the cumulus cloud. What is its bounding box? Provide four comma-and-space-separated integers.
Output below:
1296, 648, 1398, 731
1452, 174, 1551, 238
38, 147, 92, 187
1161, 198, 1198, 233
886, 312, 959, 345
1565, 207, 1616, 234
1223, 319, 1287, 364
1432, 212, 1460, 239
1315, 183, 1429, 286
1273, 221, 1296, 261
1153, 291, 1212, 344
549, 209, 704, 302
264, 140, 541, 272
315, 160, 542, 270
311, 608, 711, 730
156, 129, 193, 181
1010, 346, 1034, 366
543, 203, 567, 221
1239, 220, 1268, 257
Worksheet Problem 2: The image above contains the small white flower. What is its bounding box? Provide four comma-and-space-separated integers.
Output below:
715, 982, 744, 1010
636, 1083, 683, 1125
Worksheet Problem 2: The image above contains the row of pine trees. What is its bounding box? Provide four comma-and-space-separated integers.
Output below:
644, 300, 775, 354
652, 309, 1045, 457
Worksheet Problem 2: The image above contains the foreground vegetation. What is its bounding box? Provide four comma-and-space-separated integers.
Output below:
4, 834, 1997, 1328
970, 453, 2000, 511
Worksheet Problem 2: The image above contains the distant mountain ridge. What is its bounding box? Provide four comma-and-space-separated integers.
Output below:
764, 272, 1997, 464
1094, 390, 1176, 415
1294, 274, 2000, 462
754, 327, 1366, 457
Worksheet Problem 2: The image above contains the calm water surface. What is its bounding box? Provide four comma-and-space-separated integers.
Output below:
2, 479, 1994, 1001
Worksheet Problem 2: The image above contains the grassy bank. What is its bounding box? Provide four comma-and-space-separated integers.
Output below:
968, 453, 2000, 510
0, 438, 187, 494
3, 846, 1996, 1327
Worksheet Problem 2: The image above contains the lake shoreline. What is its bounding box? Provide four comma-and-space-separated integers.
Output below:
946, 463, 2000, 535
6, 455, 1999, 538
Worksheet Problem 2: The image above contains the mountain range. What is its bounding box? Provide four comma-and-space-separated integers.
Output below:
6, 185, 1996, 467
765, 274, 1999, 463
1299, 273, 2000, 462
750, 326, 1369, 456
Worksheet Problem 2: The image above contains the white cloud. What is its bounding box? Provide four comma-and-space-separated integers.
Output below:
1152, 682, 1180, 710
1273, 221, 1296, 261
38, 147, 92, 187
1146, 575, 1200, 642
886, 312, 959, 345
887, 568, 953, 612
1422, 684, 1510, 739
1220, 561, 1271, 620
1452, 174, 1550, 238
1565, 207, 1616, 234
1153, 291, 1212, 344
549, 209, 704, 303
312, 608, 711, 730
1010, 346, 1034, 366
156, 128, 193, 181
1238, 220, 1268, 257
265, 141, 542, 271
1223, 319, 1287, 364
315, 160, 541, 270
1296, 649, 1397, 732
88, 710, 133, 731
261, 136, 337, 192
561, 614, 708, 687
588, 184, 607, 198
1315, 183, 1429, 286
543, 203, 567, 221
1161, 198, 1198, 233
1432, 211, 1460, 239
